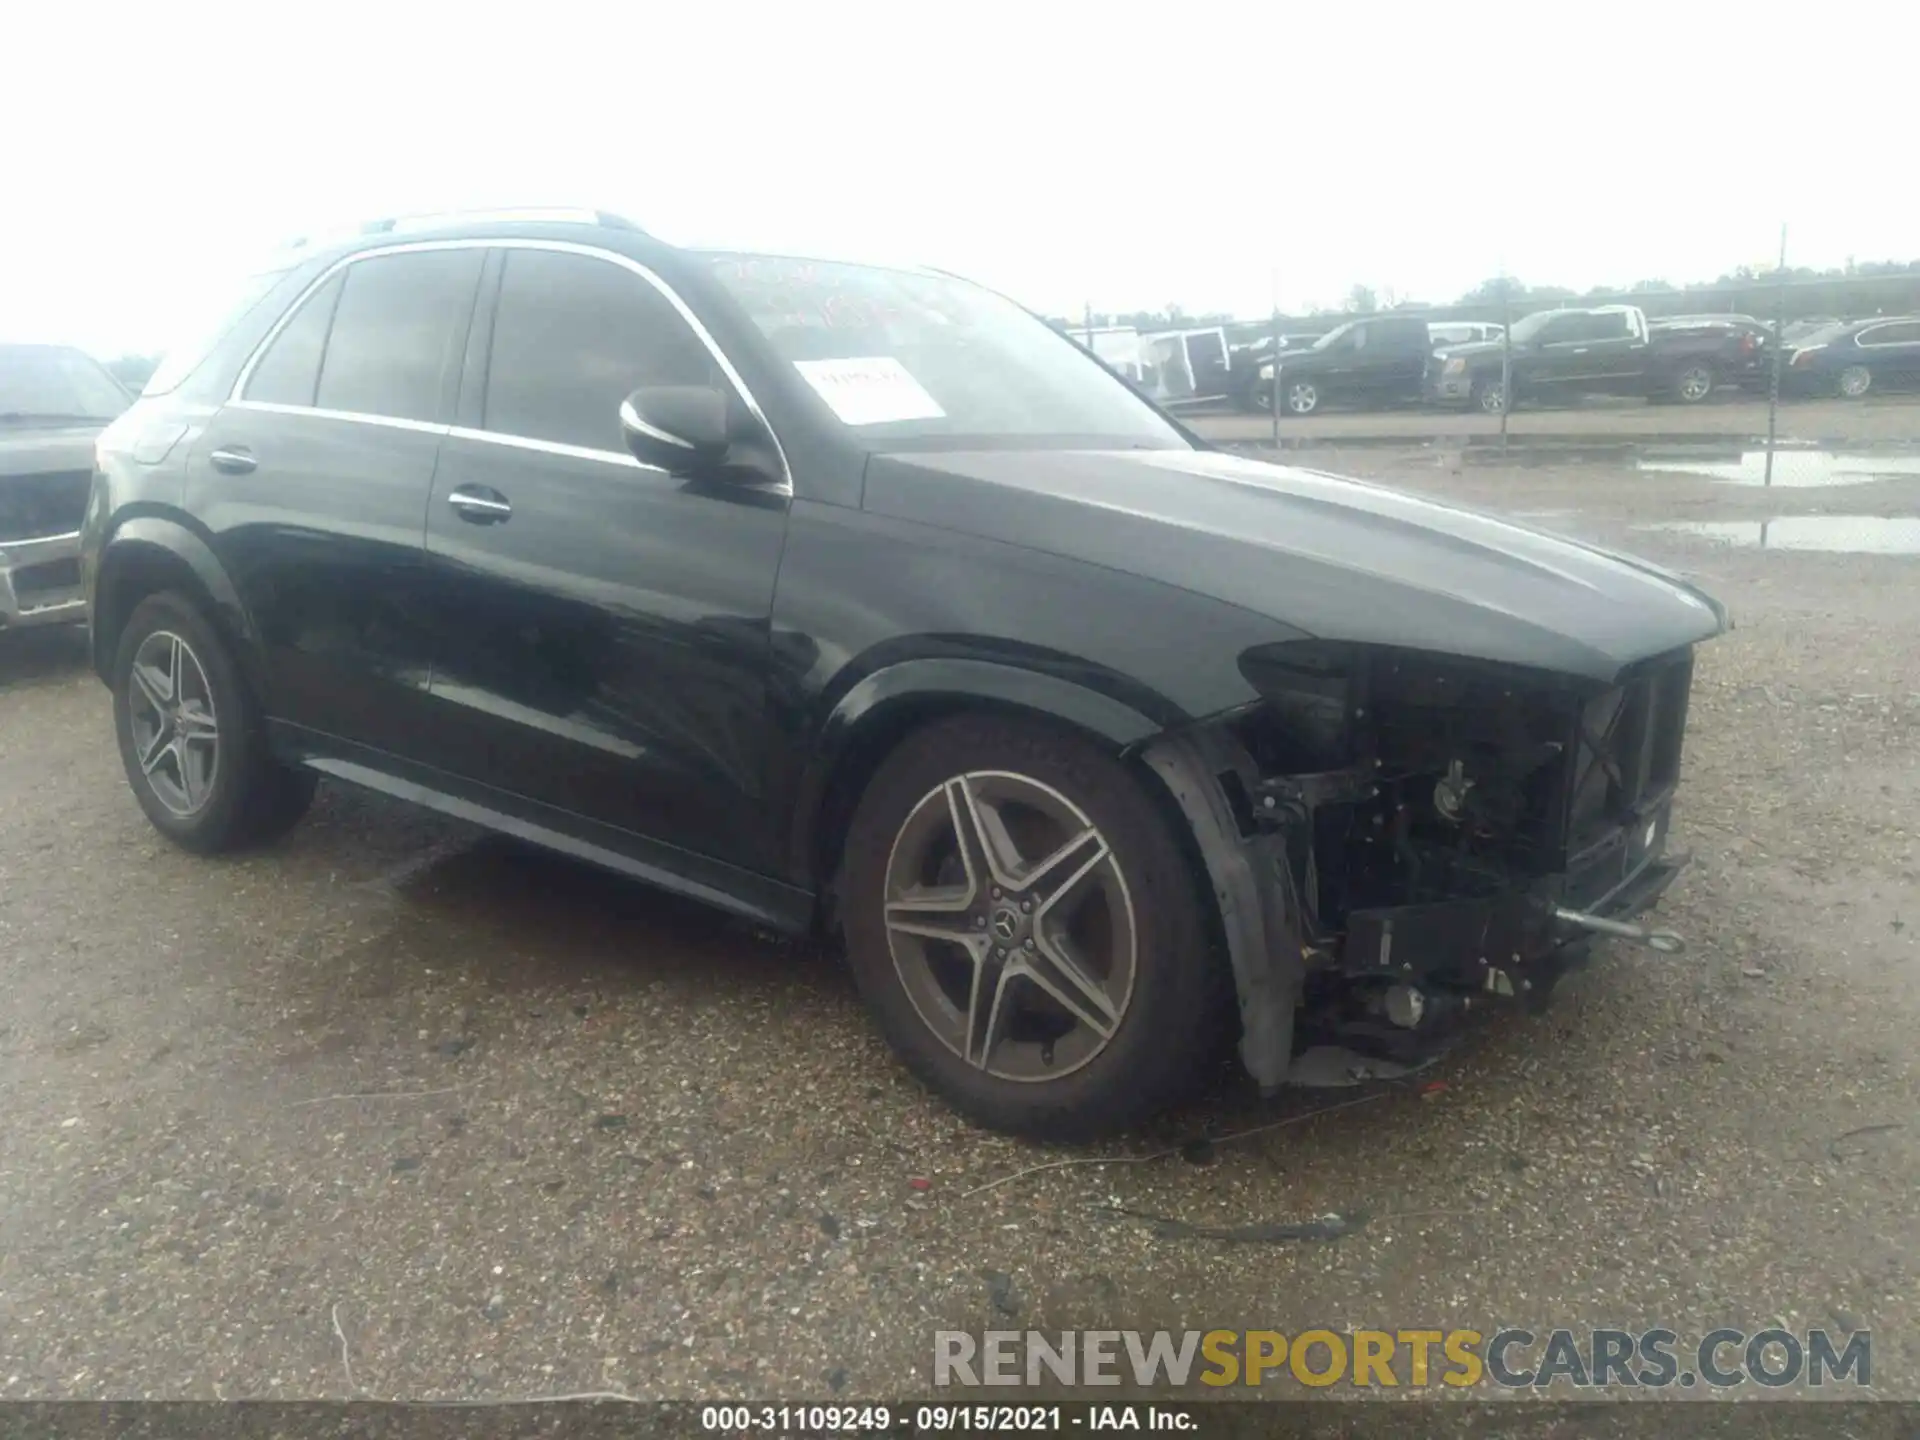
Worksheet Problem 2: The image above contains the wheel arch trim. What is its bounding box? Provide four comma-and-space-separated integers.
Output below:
790, 655, 1177, 889
90, 516, 255, 684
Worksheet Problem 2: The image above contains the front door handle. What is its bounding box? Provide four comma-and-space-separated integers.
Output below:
447, 485, 512, 523
208, 447, 256, 475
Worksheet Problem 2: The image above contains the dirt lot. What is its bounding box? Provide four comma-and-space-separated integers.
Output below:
2, 447, 1916, 1405
1191, 393, 1920, 446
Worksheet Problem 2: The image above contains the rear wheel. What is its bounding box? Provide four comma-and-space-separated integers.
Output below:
1673, 362, 1716, 403
839, 714, 1227, 1139
111, 591, 316, 853
1838, 364, 1873, 399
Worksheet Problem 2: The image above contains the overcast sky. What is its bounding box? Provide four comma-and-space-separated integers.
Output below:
5, 1, 1909, 356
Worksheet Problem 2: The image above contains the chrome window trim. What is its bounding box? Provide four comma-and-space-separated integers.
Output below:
228, 237, 793, 494
227, 398, 450, 436
1854, 324, 1919, 349
444, 424, 662, 473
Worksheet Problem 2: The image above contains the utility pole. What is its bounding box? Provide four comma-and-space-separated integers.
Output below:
1763, 224, 1788, 488
1270, 267, 1282, 446
1498, 263, 1513, 448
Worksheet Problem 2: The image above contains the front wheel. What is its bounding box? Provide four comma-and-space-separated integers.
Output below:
111, 591, 316, 853
1837, 365, 1873, 399
1472, 377, 1509, 414
839, 714, 1228, 1140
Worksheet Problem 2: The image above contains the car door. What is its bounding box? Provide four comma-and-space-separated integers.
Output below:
1311, 323, 1373, 406
418, 243, 790, 873
1580, 310, 1646, 393
186, 245, 483, 757
1530, 312, 1609, 395
1373, 318, 1431, 403
1858, 321, 1920, 390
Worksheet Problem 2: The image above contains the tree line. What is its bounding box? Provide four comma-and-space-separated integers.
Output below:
1056, 257, 1920, 334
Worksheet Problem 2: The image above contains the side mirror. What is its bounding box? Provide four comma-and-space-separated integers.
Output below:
619, 386, 730, 474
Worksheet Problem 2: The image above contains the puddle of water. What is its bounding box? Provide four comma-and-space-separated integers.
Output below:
1639, 450, 1920, 487
1648, 517, 1920, 554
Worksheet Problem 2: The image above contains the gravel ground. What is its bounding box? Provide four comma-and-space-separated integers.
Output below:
1, 447, 1916, 1406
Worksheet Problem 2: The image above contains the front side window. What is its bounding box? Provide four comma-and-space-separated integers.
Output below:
0, 345, 130, 423
704, 254, 1187, 448
483, 249, 719, 453
243, 272, 344, 407
312, 249, 484, 423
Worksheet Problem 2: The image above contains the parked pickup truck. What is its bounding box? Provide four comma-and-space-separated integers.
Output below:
1425, 304, 1772, 414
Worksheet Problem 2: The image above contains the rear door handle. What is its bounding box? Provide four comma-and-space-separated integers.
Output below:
447, 485, 512, 523
209, 446, 256, 475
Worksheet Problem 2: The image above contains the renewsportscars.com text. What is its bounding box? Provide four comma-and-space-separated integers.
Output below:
933, 1327, 1871, 1390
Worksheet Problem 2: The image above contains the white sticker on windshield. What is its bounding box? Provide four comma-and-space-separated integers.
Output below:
792, 356, 945, 426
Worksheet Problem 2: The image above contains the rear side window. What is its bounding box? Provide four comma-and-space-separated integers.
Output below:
1860, 322, 1920, 346
243, 272, 344, 406
143, 266, 293, 397
313, 250, 484, 423
482, 249, 718, 453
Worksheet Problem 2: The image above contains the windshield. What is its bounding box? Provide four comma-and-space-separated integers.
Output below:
0, 346, 130, 422
703, 255, 1188, 448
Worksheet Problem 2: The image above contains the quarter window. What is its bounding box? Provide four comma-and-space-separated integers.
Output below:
482, 249, 719, 453
312, 249, 484, 424
243, 272, 344, 407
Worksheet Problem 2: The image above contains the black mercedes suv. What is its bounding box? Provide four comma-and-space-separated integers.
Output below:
83, 209, 1728, 1139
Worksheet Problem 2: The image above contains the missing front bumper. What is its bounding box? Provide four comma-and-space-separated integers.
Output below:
1339, 848, 1692, 995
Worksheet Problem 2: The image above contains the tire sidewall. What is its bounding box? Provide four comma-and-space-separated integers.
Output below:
839, 716, 1220, 1137
111, 593, 265, 850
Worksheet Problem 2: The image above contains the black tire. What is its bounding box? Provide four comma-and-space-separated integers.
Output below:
839, 713, 1228, 1140
111, 590, 316, 853
1282, 378, 1321, 417
1471, 376, 1508, 415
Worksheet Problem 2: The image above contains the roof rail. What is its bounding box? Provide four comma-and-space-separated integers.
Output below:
284, 207, 645, 251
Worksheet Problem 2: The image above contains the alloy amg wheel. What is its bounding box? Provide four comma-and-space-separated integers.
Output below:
882, 771, 1135, 1081
839, 714, 1228, 1139
126, 630, 221, 817
1838, 365, 1873, 399
1285, 381, 1320, 415
112, 590, 317, 852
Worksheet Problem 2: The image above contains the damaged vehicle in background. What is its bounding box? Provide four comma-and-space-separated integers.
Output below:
83, 210, 1728, 1140
2, 344, 133, 632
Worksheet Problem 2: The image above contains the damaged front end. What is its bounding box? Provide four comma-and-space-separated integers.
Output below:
1147, 639, 1701, 1090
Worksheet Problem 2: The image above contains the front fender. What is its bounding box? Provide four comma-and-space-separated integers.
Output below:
786, 655, 1176, 885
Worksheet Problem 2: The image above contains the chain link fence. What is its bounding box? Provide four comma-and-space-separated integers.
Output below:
1071, 240, 1920, 532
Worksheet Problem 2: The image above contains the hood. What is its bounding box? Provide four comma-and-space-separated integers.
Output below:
861, 447, 1728, 683
0, 420, 106, 477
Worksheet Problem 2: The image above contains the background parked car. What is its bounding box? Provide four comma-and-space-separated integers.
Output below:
1782, 316, 1920, 399
2, 344, 133, 632
1426, 304, 1772, 413
1644, 314, 1773, 395
1252, 315, 1433, 415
